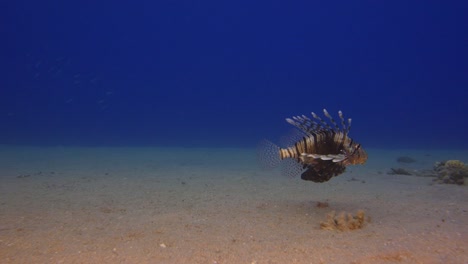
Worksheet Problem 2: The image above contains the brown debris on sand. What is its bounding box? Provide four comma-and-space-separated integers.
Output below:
397, 156, 416, 163
316, 201, 329, 208
433, 160, 468, 185
320, 210, 369, 231
388, 168, 412, 175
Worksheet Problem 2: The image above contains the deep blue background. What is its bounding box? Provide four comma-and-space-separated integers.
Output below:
1, 0, 467, 148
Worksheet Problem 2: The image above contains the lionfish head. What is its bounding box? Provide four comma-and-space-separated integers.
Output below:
343, 144, 368, 165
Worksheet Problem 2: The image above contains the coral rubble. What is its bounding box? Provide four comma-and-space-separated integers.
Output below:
433, 160, 468, 185
320, 210, 368, 231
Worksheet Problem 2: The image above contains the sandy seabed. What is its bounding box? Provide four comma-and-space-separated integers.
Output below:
0, 146, 467, 264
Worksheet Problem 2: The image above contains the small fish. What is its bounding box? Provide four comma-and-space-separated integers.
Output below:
258, 109, 368, 183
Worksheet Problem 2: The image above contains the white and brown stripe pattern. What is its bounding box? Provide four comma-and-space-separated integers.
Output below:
258, 109, 367, 183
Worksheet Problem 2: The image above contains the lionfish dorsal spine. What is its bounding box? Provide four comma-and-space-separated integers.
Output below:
338, 111, 347, 133
311, 111, 332, 131
345, 118, 352, 135
329, 109, 352, 135
323, 109, 341, 132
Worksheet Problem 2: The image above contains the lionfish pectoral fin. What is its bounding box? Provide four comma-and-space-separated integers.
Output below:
303, 153, 346, 163
332, 156, 346, 162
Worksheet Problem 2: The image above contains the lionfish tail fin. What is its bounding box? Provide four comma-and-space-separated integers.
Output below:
257, 139, 281, 169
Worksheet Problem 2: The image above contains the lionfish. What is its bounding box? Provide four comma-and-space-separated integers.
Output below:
258, 109, 368, 183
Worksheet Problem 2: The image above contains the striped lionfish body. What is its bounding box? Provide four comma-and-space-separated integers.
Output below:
258, 109, 367, 183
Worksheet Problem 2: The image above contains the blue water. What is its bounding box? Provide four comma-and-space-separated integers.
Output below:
1, 1, 467, 149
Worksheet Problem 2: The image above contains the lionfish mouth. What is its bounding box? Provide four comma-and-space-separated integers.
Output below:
344, 146, 368, 165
